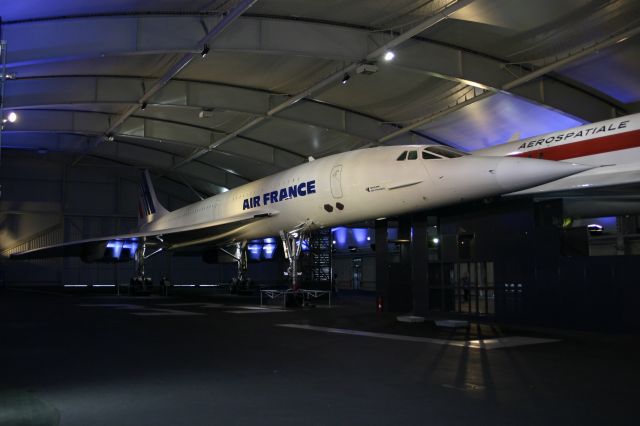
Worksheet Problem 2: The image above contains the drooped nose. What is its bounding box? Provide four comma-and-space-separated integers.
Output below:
495, 157, 593, 193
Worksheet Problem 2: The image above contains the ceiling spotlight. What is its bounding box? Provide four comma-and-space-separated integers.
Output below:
383, 51, 395, 61
201, 44, 210, 58
356, 63, 378, 75
4, 72, 16, 80
7, 111, 17, 123
341, 73, 351, 85
106, 135, 115, 142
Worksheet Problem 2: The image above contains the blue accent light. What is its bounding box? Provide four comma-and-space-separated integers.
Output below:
106, 240, 123, 258
596, 216, 617, 227
352, 228, 368, 245
418, 93, 584, 152
247, 244, 262, 261
122, 241, 138, 256
588, 216, 617, 232
332, 227, 348, 248
262, 244, 276, 259
558, 45, 640, 103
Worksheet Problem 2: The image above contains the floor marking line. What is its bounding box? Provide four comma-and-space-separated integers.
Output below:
157, 303, 224, 308
78, 303, 142, 309
78, 303, 204, 316
276, 324, 561, 350
132, 310, 205, 316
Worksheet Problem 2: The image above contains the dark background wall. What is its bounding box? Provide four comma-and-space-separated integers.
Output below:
436, 199, 640, 331
0, 153, 284, 287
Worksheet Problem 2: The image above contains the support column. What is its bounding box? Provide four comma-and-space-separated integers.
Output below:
398, 217, 412, 265
411, 213, 429, 316
375, 219, 389, 309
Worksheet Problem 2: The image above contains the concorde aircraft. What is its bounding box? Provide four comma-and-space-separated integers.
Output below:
10, 145, 589, 289
473, 112, 640, 217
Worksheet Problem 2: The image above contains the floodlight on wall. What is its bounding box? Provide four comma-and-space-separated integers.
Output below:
383, 51, 395, 61
2, 111, 17, 123
341, 73, 351, 85
201, 44, 210, 58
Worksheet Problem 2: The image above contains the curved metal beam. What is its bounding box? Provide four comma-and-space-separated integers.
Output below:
104, 0, 259, 137
0, 128, 251, 188
3, 13, 621, 121
3, 76, 433, 147
5, 128, 278, 184
80, 153, 227, 198
0, 103, 300, 167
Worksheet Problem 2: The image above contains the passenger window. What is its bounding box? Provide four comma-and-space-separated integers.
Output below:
422, 151, 439, 159
408, 150, 418, 160
397, 151, 408, 161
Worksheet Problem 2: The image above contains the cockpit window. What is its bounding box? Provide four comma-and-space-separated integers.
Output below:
422, 151, 439, 159
407, 150, 418, 160
422, 146, 468, 159
397, 151, 408, 161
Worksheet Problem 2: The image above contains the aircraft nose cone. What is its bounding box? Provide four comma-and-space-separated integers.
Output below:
495, 157, 593, 193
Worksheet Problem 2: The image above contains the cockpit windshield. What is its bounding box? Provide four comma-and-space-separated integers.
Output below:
397, 146, 468, 162
422, 146, 468, 159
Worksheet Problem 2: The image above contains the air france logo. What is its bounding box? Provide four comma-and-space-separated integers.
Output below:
243, 180, 316, 210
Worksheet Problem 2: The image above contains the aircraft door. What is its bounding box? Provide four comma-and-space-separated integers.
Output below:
330, 165, 343, 199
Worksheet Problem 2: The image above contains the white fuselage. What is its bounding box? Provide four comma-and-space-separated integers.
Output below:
473, 113, 640, 195
141, 145, 590, 248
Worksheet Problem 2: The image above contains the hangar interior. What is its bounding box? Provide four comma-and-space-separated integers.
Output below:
2, 2, 640, 425
2, 0, 640, 331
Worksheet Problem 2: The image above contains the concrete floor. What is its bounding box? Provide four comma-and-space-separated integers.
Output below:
0, 287, 638, 426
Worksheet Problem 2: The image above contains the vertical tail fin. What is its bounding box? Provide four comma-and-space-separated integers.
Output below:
138, 170, 169, 227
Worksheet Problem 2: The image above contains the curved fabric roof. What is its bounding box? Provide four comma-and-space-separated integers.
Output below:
1, 0, 639, 195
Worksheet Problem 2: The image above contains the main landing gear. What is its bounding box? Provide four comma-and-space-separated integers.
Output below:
221, 241, 251, 293
131, 238, 151, 294
280, 229, 307, 292
130, 237, 163, 295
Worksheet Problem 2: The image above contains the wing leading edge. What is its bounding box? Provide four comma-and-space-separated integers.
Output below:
10, 209, 278, 260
